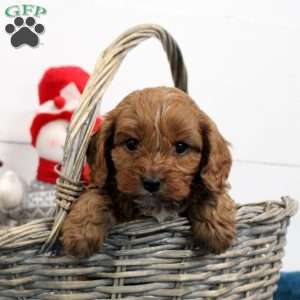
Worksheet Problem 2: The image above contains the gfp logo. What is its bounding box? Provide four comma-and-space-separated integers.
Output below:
4, 4, 46, 48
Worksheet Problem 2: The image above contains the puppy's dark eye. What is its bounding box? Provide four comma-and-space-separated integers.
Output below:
175, 142, 189, 154
125, 138, 139, 151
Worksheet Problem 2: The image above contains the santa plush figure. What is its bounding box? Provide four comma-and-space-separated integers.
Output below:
31, 66, 93, 184
21, 66, 100, 222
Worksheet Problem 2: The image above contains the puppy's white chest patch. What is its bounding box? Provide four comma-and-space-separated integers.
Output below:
134, 195, 181, 223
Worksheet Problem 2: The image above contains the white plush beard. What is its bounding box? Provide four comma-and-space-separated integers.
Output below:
133, 195, 185, 223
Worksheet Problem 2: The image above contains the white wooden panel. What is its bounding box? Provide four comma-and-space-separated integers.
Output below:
0, 0, 299, 165
230, 161, 300, 203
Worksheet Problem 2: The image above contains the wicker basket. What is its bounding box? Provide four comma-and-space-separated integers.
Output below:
0, 24, 298, 300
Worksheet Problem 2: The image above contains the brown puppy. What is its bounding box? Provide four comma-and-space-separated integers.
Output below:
62, 87, 236, 257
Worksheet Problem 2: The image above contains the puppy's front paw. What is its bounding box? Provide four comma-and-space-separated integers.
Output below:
191, 218, 235, 254
62, 222, 106, 257
61, 189, 116, 258
189, 195, 236, 254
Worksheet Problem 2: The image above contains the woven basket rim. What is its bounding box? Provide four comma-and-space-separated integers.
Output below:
0, 196, 297, 254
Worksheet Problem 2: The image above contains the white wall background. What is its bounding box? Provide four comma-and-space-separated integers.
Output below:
0, 0, 299, 270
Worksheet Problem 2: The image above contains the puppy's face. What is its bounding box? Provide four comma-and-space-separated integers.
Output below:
88, 87, 231, 218
111, 89, 202, 202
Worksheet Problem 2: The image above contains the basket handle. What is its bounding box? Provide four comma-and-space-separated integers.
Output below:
40, 24, 188, 253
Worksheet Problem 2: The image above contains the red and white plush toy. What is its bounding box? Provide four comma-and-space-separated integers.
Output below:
22, 66, 100, 221
30, 66, 92, 184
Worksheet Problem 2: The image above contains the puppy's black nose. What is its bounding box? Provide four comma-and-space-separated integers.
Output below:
143, 177, 161, 192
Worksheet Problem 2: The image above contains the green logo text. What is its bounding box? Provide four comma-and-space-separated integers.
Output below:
5, 4, 47, 18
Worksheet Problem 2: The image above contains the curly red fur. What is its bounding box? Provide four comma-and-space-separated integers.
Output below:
62, 187, 116, 257
62, 87, 236, 257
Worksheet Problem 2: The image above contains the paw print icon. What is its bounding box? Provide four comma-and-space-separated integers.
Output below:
5, 16, 45, 48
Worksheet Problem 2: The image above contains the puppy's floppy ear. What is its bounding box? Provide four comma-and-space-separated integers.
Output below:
86, 114, 115, 188
200, 119, 232, 194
